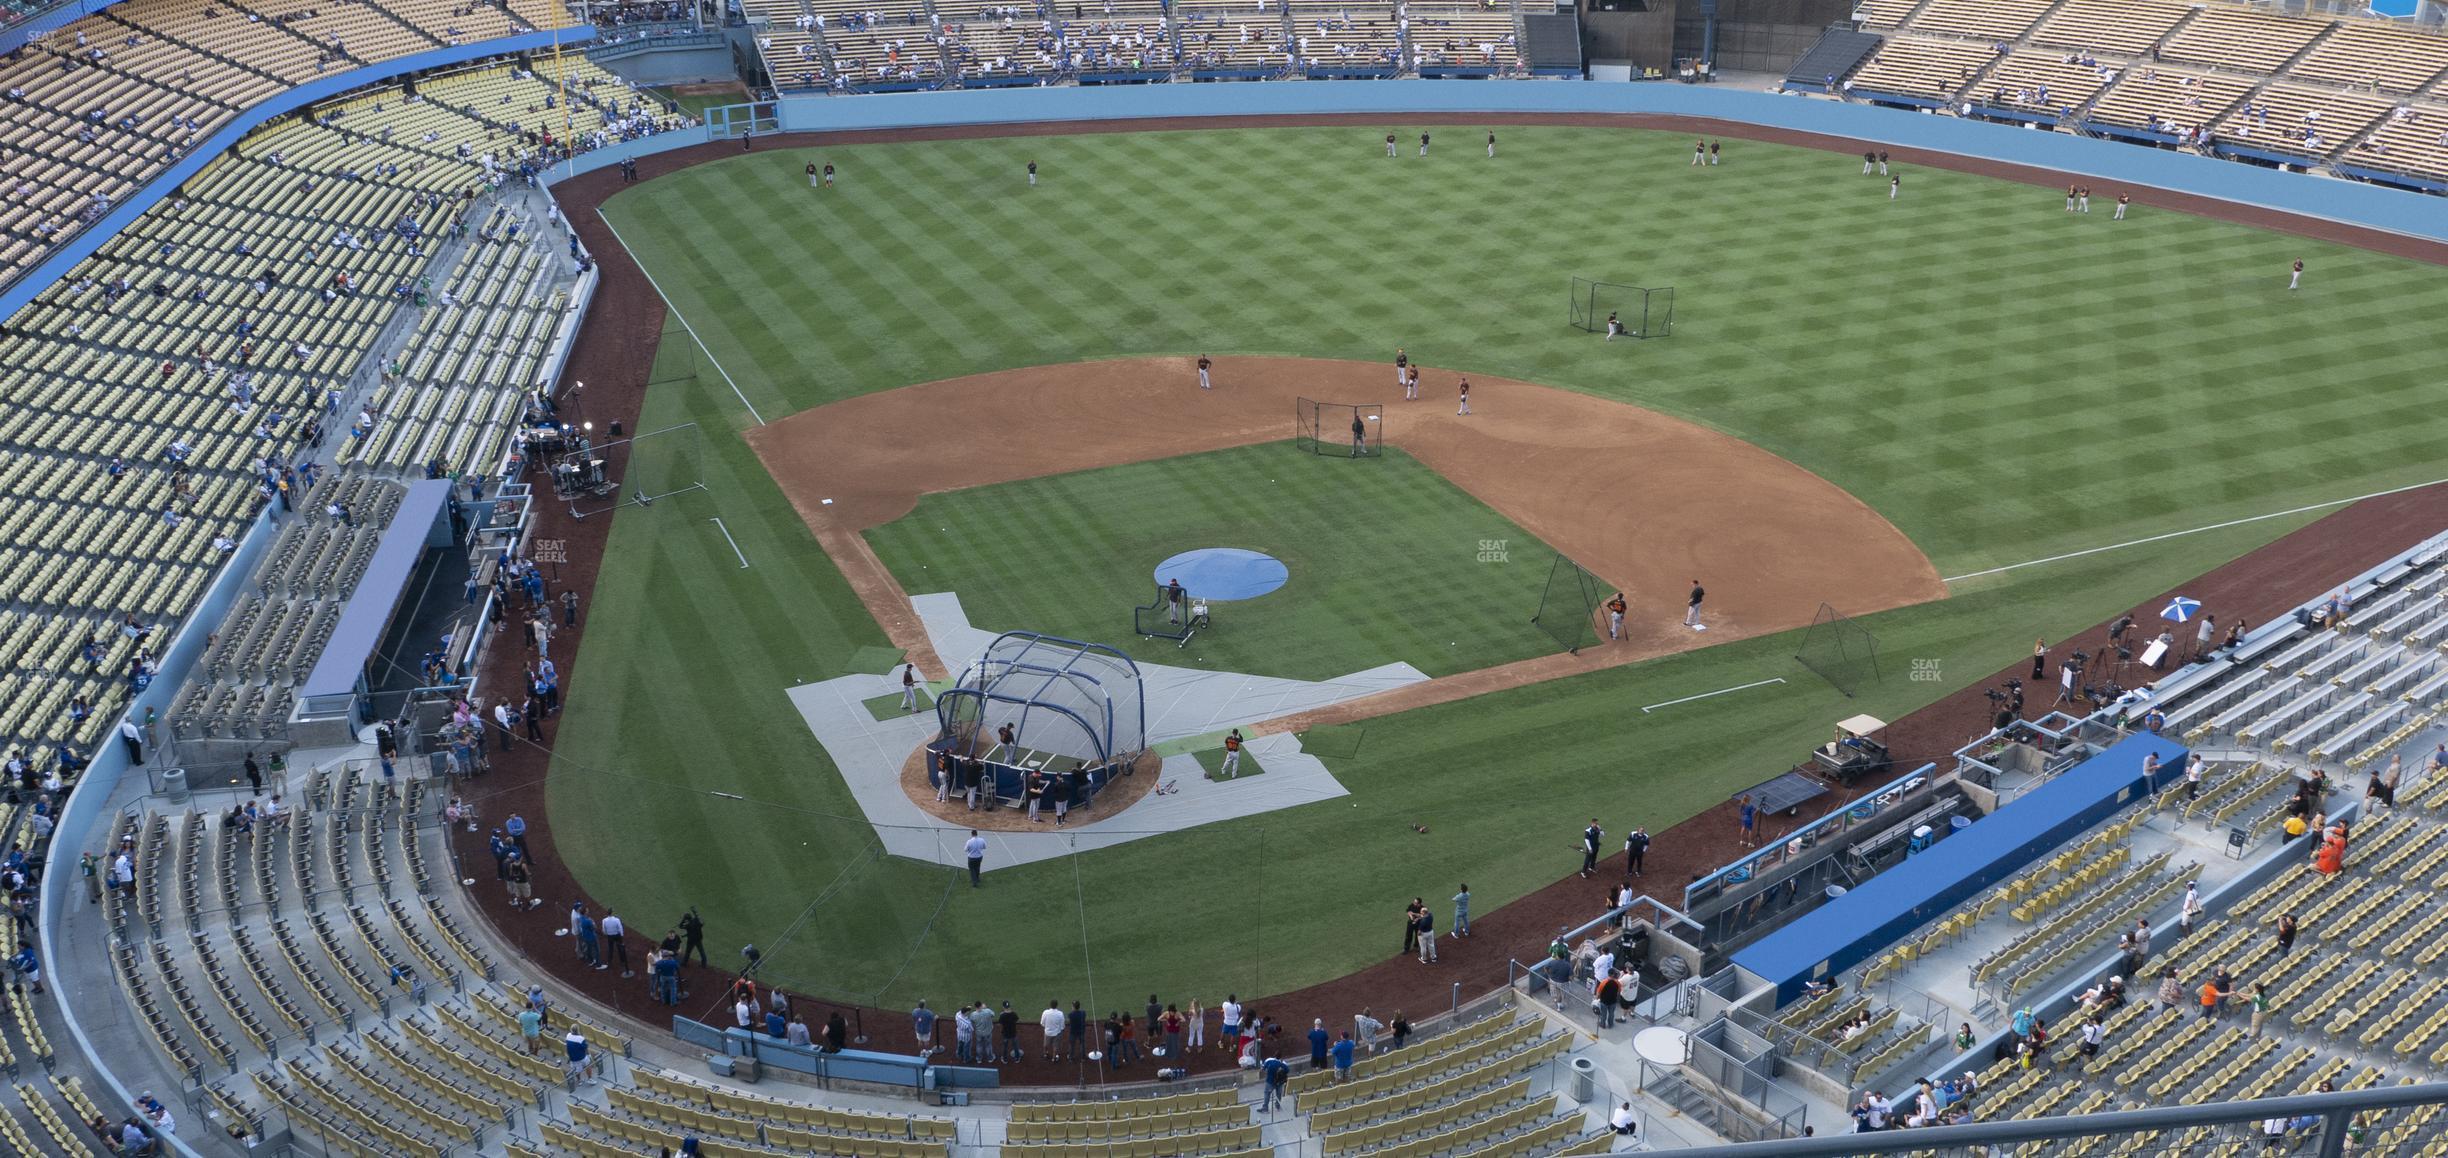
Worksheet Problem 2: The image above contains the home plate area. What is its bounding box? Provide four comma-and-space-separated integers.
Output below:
782, 592, 1420, 872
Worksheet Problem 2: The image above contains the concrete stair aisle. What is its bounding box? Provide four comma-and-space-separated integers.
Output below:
921, 0, 958, 85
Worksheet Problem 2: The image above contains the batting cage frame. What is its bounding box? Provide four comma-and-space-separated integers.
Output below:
1568, 278, 1675, 339
560, 421, 710, 520
1296, 398, 1383, 458
935, 631, 1148, 769
1133, 582, 1207, 647
1795, 602, 1881, 697
1530, 553, 1607, 655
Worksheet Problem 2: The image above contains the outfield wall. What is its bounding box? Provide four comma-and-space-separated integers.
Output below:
551, 82, 2448, 246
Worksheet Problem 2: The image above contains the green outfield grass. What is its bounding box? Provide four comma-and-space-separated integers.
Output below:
647, 85, 748, 122
865, 444, 1565, 681
548, 123, 2435, 1005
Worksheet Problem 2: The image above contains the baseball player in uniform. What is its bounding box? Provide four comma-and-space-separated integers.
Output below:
2065, 184, 2076, 212
900, 663, 920, 710
1419, 131, 1430, 156
1684, 581, 1705, 628
1606, 592, 1627, 640
2078, 186, 2090, 213
1165, 578, 1186, 624
1456, 378, 1471, 416
1692, 139, 1705, 166
1394, 347, 1408, 388
1404, 365, 1419, 400
2289, 259, 2302, 290
1878, 150, 1890, 174
1486, 130, 1496, 158
1890, 174, 1900, 200
822, 162, 835, 187
1026, 160, 1037, 186
1351, 412, 1367, 455
1862, 150, 1875, 175
807, 162, 820, 188
1386, 133, 1398, 158
1221, 729, 1245, 778
1197, 355, 1212, 390
2114, 192, 2128, 220
1709, 140, 1720, 164
1604, 311, 1623, 342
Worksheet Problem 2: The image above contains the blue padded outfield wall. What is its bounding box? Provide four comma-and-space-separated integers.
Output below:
0, 25, 598, 321
553, 82, 2448, 246
1732, 733, 2189, 1005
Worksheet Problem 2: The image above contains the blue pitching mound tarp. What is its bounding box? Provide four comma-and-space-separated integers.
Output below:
1733, 732, 2189, 1004
1155, 548, 1288, 601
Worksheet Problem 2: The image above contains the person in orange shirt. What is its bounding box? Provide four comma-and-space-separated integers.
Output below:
1221, 729, 1244, 779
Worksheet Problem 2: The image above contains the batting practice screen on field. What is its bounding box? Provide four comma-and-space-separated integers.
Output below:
1297, 398, 1382, 458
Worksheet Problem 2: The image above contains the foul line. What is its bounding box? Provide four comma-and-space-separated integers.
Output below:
709, 517, 751, 569
1943, 475, 2448, 583
594, 208, 768, 426
1641, 677, 1785, 714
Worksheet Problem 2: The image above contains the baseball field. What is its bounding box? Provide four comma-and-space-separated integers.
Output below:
539, 123, 2445, 1008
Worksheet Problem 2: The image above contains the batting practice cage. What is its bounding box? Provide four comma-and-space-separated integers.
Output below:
559, 420, 708, 519
1795, 602, 1881, 696
1530, 553, 1607, 654
1296, 398, 1383, 458
1133, 582, 1207, 645
932, 632, 1149, 807
1568, 278, 1675, 339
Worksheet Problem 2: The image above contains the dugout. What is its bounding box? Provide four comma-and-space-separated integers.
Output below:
1730, 733, 2188, 1004
930, 632, 1148, 811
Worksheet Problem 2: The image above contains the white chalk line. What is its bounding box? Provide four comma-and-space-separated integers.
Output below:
710, 517, 751, 568
595, 209, 768, 426
1642, 677, 1786, 714
1943, 475, 2448, 584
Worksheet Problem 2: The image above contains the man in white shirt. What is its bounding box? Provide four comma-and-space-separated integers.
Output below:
602, 912, 630, 977
1611, 1102, 1638, 1135
1041, 1001, 1068, 1060
1220, 997, 1243, 1048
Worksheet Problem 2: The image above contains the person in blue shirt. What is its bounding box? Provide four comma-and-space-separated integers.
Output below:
652, 950, 680, 1006
1331, 1032, 1356, 1080
766, 1008, 788, 1039
1259, 1054, 1290, 1111
574, 909, 600, 969
911, 1001, 937, 1051
564, 1030, 592, 1082
1306, 1019, 1329, 1070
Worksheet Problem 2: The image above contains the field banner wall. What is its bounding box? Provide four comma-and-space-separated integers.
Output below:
550, 81, 2448, 245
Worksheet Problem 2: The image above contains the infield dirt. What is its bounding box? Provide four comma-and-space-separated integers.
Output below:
747, 355, 1948, 703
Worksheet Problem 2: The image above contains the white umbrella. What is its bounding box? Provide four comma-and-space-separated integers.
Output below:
2160, 596, 2201, 623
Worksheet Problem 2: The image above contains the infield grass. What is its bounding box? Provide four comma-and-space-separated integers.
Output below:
865, 444, 1565, 681
549, 123, 2437, 1003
